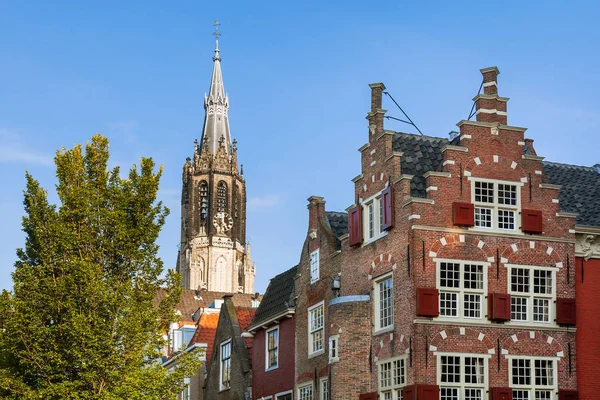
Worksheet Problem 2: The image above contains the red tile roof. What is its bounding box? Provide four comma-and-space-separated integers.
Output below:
189, 310, 220, 361
235, 307, 257, 360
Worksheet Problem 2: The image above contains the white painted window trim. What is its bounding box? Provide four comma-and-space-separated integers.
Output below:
298, 383, 314, 400
377, 354, 407, 399
435, 352, 491, 400
469, 177, 524, 234
265, 325, 279, 371
219, 339, 232, 391
361, 190, 389, 245
308, 301, 325, 357
275, 390, 293, 399
374, 272, 394, 333
329, 334, 339, 363
310, 249, 320, 284
507, 355, 559, 399
320, 377, 329, 400
434, 258, 490, 323
505, 264, 557, 327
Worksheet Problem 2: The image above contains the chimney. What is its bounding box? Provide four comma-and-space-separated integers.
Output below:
307, 196, 326, 232
524, 138, 537, 156
368, 83, 386, 135
475, 66, 507, 125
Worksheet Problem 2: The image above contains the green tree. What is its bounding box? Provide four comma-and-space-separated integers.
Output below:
0, 135, 203, 399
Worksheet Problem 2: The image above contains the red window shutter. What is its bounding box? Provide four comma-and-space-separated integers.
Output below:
359, 392, 377, 400
558, 389, 579, 400
417, 288, 439, 317
417, 385, 440, 400
402, 385, 416, 400
488, 293, 511, 322
381, 185, 394, 231
453, 202, 475, 226
491, 387, 513, 400
522, 209, 543, 234
556, 298, 576, 326
348, 205, 363, 246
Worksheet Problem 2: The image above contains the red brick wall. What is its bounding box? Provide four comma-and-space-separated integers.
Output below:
252, 316, 296, 399
576, 256, 600, 399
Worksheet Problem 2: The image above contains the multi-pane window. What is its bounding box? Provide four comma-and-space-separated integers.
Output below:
378, 356, 406, 400
509, 267, 555, 323
511, 358, 556, 399
309, 303, 324, 355
438, 261, 485, 320
375, 275, 393, 331
439, 354, 486, 400
310, 249, 319, 283
266, 327, 278, 369
298, 384, 313, 400
276, 394, 293, 400
220, 340, 231, 390
320, 378, 329, 400
472, 180, 520, 231
364, 194, 384, 241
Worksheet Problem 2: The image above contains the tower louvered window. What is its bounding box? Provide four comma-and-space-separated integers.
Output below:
199, 181, 209, 220
217, 181, 228, 212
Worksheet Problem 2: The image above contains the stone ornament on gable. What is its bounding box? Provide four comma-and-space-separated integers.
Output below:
579, 234, 600, 261
309, 229, 317, 240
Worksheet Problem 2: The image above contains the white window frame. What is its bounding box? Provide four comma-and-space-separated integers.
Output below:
219, 339, 232, 391
308, 301, 325, 357
180, 377, 191, 400
275, 390, 293, 400
374, 272, 394, 333
298, 383, 313, 400
435, 259, 489, 322
436, 352, 490, 400
329, 334, 339, 363
469, 177, 523, 233
310, 249, 320, 283
265, 326, 279, 370
377, 355, 407, 400
320, 377, 329, 400
362, 191, 388, 244
508, 356, 558, 400
507, 264, 556, 326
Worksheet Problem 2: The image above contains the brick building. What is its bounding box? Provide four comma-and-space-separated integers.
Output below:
312, 66, 581, 400
247, 265, 298, 400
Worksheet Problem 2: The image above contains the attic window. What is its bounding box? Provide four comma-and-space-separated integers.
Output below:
471, 179, 521, 231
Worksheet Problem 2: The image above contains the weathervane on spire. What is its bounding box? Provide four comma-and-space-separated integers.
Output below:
213, 19, 221, 60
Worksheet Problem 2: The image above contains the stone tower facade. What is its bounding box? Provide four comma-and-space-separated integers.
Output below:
176, 36, 255, 294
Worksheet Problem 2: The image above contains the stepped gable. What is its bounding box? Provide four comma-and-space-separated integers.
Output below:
249, 265, 297, 329
543, 161, 600, 227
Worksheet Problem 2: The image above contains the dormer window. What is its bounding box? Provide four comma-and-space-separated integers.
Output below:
471, 179, 521, 231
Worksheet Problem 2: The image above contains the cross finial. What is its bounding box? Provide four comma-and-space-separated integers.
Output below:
212, 19, 221, 59
213, 20, 221, 39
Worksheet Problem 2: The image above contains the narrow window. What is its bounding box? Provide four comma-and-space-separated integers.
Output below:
220, 340, 231, 390
310, 249, 319, 283
375, 275, 393, 331
308, 303, 324, 355
266, 327, 278, 369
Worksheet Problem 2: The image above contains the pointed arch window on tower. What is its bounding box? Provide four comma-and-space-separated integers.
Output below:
217, 181, 228, 213
200, 181, 209, 220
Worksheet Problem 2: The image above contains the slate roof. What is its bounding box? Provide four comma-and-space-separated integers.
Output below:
543, 162, 600, 227
248, 265, 297, 330
392, 132, 450, 197
154, 289, 262, 323
326, 211, 349, 238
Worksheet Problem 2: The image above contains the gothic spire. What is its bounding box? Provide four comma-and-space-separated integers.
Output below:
201, 20, 232, 156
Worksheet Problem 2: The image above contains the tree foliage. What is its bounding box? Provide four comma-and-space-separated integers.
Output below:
0, 135, 202, 399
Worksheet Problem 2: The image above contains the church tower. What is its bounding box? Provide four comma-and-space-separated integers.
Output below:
177, 25, 255, 293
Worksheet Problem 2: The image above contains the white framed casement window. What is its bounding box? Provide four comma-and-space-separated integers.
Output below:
437, 353, 489, 400
298, 383, 313, 400
219, 339, 232, 391
266, 326, 279, 370
310, 249, 319, 283
470, 178, 523, 232
275, 391, 293, 400
374, 273, 394, 332
362, 191, 387, 243
320, 377, 329, 400
508, 265, 556, 324
180, 377, 191, 400
378, 355, 407, 400
509, 356, 558, 400
308, 301, 325, 356
329, 335, 339, 363
436, 259, 488, 322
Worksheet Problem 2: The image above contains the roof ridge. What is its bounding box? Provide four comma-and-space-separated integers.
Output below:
543, 160, 597, 172
393, 131, 448, 142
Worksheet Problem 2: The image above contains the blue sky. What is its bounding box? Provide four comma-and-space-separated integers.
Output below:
0, 1, 598, 293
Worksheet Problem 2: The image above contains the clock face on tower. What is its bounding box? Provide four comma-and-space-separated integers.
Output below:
213, 212, 233, 234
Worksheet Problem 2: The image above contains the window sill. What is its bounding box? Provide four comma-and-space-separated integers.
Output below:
308, 349, 325, 359
218, 387, 231, 393
362, 231, 388, 247
373, 326, 394, 336
414, 318, 575, 332
469, 226, 523, 235
329, 357, 339, 364
265, 365, 279, 372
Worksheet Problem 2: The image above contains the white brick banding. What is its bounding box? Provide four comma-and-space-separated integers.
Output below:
440, 330, 447, 339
